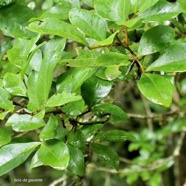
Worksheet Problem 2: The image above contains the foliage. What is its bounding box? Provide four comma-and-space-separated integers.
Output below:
0, 0, 186, 185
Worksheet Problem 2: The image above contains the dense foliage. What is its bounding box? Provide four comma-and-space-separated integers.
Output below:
0, 0, 186, 185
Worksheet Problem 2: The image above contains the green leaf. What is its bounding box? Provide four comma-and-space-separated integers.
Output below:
178, 0, 186, 11
81, 76, 112, 107
91, 143, 119, 169
69, 8, 107, 41
138, 25, 175, 55
95, 52, 130, 66
62, 99, 87, 117
30, 151, 43, 169
38, 140, 70, 170
7, 36, 39, 69
0, 142, 40, 176
57, 68, 97, 93
39, 4, 71, 20
27, 38, 66, 110
137, 73, 174, 107
0, 38, 12, 60
93, 103, 127, 124
0, 87, 13, 110
64, 49, 101, 67
146, 43, 186, 72
39, 115, 59, 140
0, 2, 35, 38
94, 130, 136, 142
3, 73, 27, 96
67, 145, 85, 176
28, 18, 88, 45
46, 92, 82, 107
6, 114, 45, 132
94, 31, 119, 46
68, 130, 85, 150
105, 65, 121, 81
0, 128, 13, 147
93, 0, 131, 22
139, 1, 181, 22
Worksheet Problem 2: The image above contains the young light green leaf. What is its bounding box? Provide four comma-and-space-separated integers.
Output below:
67, 145, 85, 176
81, 76, 112, 107
0, 87, 13, 110
57, 68, 97, 93
94, 130, 136, 142
96, 52, 130, 66
178, 0, 186, 11
138, 25, 175, 55
94, 31, 119, 46
91, 143, 119, 169
92, 103, 127, 124
93, 0, 130, 22
7, 36, 39, 69
105, 65, 121, 81
28, 18, 88, 45
69, 8, 107, 41
30, 151, 43, 169
38, 140, 70, 170
27, 38, 66, 111
139, 1, 181, 22
137, 73, 174, 107
46, 92, 82, 107
3, 73, 27, 96
0, 128, 13, 147
146, 43, 186, 72
0, 142, 40, 176
39, 115, 59, 140
6, 114, 45, 132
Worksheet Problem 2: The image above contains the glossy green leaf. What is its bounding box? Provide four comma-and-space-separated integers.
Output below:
3, 73, 27, 96
46, 92, 82, 107
29, 49, 42, 71
64, 49, 101, 67
81, 76, 112, 107
62, 99, 87, 117
138, 25, 175, 55
6, 114, 45, 132
93, 0, 131, 22
137, 73, 174, 107
96, 52, 130, 66
94, 31, 119, 46
0, 87, 13, 110
27, 38, 66, 110
30, 151, 43, 169
28, 18, 88, 45
67, 145, 85, 176
39, 4, 71, 20
39, 115, 59, 140
69, 8, 107, 41
0, 38, 12, 60
93, 103, 127, 124
0, 2, 35, 38
38, 140, 70, 170
0, 142, 40, 176
139, 1, 181, 22
57, 68, 97, 93
146, 43, 186, 72
105, 65, 121, 81
91, 143, 119, 169
68, 130, 85, 150
0, 128, 13, 147
94, 130, 136, 142
0, 111, 10, 120
7, 36, 39, 69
